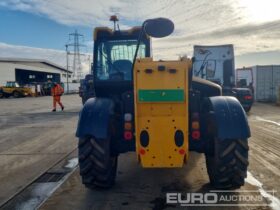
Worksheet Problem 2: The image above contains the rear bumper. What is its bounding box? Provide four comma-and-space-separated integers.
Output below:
241, 102, 253, 108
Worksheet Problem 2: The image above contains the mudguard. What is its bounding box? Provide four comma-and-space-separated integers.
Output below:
76, 98, 114, 139
204, 96, 251, 139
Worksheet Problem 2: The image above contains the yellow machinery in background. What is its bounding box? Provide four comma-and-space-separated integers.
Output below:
134, 58, 192, 167
0, 81, 32, 98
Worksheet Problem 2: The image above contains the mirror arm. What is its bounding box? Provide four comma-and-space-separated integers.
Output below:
131, 20, 148, 74
189, 57, 196, 90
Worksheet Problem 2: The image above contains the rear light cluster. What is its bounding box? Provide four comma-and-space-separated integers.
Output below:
139, 148, 146, 155
124, 113, 133, 140
244, 95, 252, 100
179, 149, 185, 155
191, 113, 200, 140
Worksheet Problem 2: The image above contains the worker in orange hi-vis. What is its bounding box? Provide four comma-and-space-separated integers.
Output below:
51, 82, 65, 112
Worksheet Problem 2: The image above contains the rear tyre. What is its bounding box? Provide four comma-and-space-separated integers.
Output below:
13, 91, 21, 98
205, 138, 249, 189
78, 135, 118, 189
0, 91, 4, 98
82, 97, 86, 105
244, 106, 251, 112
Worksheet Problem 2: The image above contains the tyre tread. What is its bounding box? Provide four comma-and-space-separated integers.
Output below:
78, 136, 117, 189
206, 138, 249, 189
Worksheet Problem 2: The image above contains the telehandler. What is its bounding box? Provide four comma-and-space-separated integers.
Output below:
76, 18, 250, 189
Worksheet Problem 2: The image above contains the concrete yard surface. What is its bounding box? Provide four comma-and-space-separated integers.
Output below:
0, 95, 81, 207
41, 102, 280, 210
1, 95, 280, 210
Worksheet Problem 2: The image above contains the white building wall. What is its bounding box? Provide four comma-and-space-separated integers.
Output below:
0, 63, 16, 86
13, 62, 64, 74
60, 73, 71, 83
67, 83, 80, 93
0, 62, 72, 85
16, 62, 62, 70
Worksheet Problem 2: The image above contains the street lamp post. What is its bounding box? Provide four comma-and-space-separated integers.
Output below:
65, 44, 69, 94
88, 55, 91, 75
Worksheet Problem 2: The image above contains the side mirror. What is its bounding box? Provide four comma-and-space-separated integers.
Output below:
143, 18, 174, 38
131, 18, 174, 71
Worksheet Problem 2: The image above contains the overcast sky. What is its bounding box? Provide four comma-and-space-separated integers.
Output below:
0, 0, 280, 72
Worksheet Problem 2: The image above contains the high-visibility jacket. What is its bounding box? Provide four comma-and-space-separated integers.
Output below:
51, 84, 64, 96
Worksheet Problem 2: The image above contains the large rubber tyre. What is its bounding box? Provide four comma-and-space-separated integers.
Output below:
244, 106, 251, 113
13, 91, 21, 98
0, 91, 4, 98
205, 138, 249, 189
78, 135, 118, 189
82, 97, 86, 105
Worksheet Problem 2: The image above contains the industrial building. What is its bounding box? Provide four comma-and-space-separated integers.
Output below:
236, 65, 280, 102
0, 58, 72, 86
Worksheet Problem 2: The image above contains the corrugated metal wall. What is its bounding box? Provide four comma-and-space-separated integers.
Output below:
273, 66, 280, 103
255, 65, 280, 102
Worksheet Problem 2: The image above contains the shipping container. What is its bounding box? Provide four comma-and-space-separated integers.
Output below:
237, 65, 280, 102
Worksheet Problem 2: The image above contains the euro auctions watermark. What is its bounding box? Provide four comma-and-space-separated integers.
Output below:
166, 190, 277, 207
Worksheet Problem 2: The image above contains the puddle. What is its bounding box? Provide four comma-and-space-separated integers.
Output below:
255, 116, 280, 126
246, 171, 280, 210
16, 182, 61, 210
65, 158, 78, 169
2, 157, 78, 210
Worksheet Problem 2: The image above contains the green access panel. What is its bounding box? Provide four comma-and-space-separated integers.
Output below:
138, 89, 185, 102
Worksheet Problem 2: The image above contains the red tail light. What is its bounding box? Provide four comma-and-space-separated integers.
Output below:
139, 148, 146, 155
124, 131, 133, 140
191, 112, 200, 140
244, 95, 252, 100
192, 130, 201, 140
124, 113, 133, 140
179, 149, 185, 155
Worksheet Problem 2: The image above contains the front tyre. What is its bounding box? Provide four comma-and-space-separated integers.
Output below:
206, 138, 249, 189
78, 136, 118, 189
